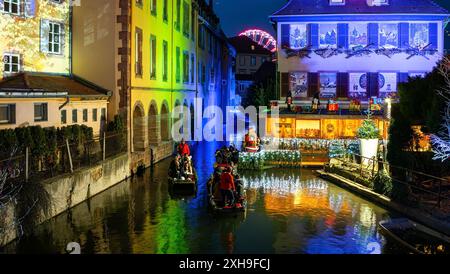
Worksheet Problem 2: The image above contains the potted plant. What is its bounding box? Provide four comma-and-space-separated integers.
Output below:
357, 111, 380, 166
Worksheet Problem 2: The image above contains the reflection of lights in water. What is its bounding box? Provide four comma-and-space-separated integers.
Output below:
359, 204, 376, 228
243, 175, 328, 196
328, 193, 344, 214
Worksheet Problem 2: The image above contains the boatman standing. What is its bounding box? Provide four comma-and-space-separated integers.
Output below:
177, 138, 191, 156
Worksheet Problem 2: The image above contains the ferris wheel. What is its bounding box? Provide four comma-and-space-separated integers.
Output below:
238, 29, 277, 53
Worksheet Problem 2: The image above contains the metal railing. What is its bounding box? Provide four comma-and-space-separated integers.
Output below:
329, 152, 450, 216
0, 131, 127, 185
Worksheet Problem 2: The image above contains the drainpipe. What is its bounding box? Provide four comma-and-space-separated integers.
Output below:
59, 96, 70, 110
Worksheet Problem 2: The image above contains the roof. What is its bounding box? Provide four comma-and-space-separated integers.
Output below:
0, 73, 111, 98
271, 0, 449, 17
228, 36, 272, 56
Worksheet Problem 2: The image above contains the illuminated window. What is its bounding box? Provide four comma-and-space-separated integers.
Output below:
319, 73, 337, 98
289, 24, 307, 49
3, 53, 20, 74
289, 72, 308, 99
4, 0, 20, 15
349, 73, 368, 98
370, 0, 389, 6
409, 23, 429, 48
379, 23, 398, 48
48, 22, 62, 54
349, 23, 368, 48
319, 24, 338, 48
379, 72, 397, 97
329, 0, 345, 5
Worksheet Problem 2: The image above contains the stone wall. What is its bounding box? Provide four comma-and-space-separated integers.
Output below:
1, 153, 131, 247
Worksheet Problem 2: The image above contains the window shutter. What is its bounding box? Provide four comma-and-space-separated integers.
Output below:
281, 24, 290, 49
368, 73, 379, 98
337, 73, 349, 98
398, 23, 409, 49
429, 23, 438, 50
368, 23, 379, 47
0, 0, 4, 12
10, 104, 16, 124
337, 24, 349, 49
40, 19, 50, 53
308, 24, 319, 48
398, 72, 409, 83
308, 73, 319, 97
24, 0, 36, 17
281, 72, 289, 98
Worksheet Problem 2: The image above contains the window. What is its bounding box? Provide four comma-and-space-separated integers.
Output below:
163, 0, 168, 22
135, 28, 143, 77
369, 0, 389, 6
410, 23, 429, 48
379, 23, 398, 48
0, 104, 15, 124
135, 0, 143, 7
163, 40, 168, 82
183, 1, 190, 37
48, 22, 62, 54
319, 24, 338, 48
191, 7, 195, 41
289, 24, 307, 49
329, 0, 345, 5
183, 51, 189, 83
93, 109, 98, 122
191, 54, 195, 84
202, 64, 206, 84
250, 56, 257, 66
175, 0, 181, 31
239, 56, 246, 66
83, 109, 88, 122
150, 35, 157, 80
289, 72, 308, 99
210, 67, 215, 85
3, 53, 20, 74
349, 23, 368, 48
151, 0, 157, 16
72, 109, 78, 123
198, 25, 205, 49
176, 47, 180, 83
239, 69, 247, 74
61, 109, 67, 124
379, 72, 397, 97
101, 108, 106, 121
4, 0, 20, 15
319, 73, 337, 98
34, 103, 48, 122
349, 73, 368, 98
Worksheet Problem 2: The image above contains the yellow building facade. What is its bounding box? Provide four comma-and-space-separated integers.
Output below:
0, 0, 71, 77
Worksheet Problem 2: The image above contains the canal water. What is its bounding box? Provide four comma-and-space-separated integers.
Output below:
2, 142, 406, 254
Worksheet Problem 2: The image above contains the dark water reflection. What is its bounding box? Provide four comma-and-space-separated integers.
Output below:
2, 142, 406, 254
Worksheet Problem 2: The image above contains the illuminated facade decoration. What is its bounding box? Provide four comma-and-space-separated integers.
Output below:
0, 0, 71, 77
73, 0, 236, 169
270, 0, 449, 101
238, 29, 277, 53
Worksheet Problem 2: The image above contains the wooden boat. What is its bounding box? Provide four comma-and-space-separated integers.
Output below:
207, 176, 247, 215
379, 218, 450, 254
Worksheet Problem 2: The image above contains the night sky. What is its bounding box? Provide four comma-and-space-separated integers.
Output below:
214, 0, 450, 48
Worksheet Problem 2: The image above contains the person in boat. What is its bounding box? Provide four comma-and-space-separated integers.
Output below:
168, 155, 182, 179
177, 138, 190, 156
219, 167, 236, 207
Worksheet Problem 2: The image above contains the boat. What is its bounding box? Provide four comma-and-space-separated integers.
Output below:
379, 218, 450, 254
168, 156, 197, 194
206, 173, 247, 215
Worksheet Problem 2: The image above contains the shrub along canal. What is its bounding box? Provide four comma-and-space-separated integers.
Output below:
2, 142, 408, 254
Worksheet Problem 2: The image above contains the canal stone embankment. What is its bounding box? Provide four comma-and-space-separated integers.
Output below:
1, 153, 131, 246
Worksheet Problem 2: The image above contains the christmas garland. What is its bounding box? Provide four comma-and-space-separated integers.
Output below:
238, 150, 302, 170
